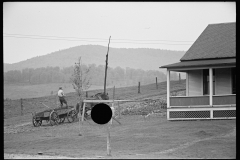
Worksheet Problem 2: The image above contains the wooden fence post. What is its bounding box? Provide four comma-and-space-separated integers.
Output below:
118, 101, 121, 119
156, 77, 158, 89
113, 86, 115, 100
79, 101, 85, 136
110, 103, 114, 125
107, 123, 111, 156
20, 98, 23, 116
56, 95, 59, 108
78, 104, 82, 136
138, 82, 140, 93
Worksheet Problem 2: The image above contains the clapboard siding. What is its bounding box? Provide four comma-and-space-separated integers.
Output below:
215, 68, 231, 95
188, 70, 203, 96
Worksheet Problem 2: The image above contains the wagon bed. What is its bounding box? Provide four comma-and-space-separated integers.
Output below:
32, 106, 77, 127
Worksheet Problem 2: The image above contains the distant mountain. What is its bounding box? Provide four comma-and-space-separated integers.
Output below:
4, 45, 185, 72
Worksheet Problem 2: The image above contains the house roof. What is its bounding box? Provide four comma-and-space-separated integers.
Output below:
181, 22, 236, 61
160, 58, 235, 69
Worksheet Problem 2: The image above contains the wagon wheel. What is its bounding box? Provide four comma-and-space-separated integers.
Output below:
67, 110, 77, 123
58, 117, 65, 124
32, 117, 42, 127
80, 104, 91, 120
85, 109, 92, 120
49, 111, 59, 126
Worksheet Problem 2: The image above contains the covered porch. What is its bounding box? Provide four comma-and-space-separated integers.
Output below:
165, 59, 236, 120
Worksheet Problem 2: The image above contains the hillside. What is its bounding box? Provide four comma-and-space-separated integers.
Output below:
4, 79, 186, 119
4, 45, 185, 72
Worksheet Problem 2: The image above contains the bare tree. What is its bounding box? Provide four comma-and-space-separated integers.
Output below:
71, 57, 91, 102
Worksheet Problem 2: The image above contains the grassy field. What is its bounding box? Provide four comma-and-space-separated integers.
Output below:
4, 80, 185, 120
4, 83, 73, 100
4, 115, 235, 159
4, 83, 117, 100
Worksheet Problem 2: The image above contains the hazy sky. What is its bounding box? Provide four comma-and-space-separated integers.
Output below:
3, 2, 236, 64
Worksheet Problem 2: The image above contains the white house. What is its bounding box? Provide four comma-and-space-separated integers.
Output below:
161, 22, 236, 120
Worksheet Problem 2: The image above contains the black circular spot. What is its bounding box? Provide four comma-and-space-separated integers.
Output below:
91, 103, 112, 125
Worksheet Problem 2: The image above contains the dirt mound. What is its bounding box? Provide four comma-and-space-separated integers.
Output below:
193, 130, 214, 137
121, 98, 167, 116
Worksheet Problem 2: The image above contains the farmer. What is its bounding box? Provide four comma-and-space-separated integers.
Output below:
58, 87, 68, 108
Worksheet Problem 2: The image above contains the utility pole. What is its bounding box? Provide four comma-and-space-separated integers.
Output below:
104, 36, 111, 95
74, 57, 83, 101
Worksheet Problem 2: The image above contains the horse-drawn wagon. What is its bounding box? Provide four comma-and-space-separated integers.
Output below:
32, 106, 77, 127
32, 92, 109, 127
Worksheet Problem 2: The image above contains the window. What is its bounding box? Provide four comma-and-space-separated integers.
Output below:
203, 69, 208, 95
203, 69, 215, 95
232, 67, 236, 94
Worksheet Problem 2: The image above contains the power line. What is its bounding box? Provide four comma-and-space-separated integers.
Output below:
111, 41, 192, 45
4, 35, 193, 45
4, 33, 107, 40
3, 33, 194, 44
114, 38, 193, 42
3, 35, 107, 43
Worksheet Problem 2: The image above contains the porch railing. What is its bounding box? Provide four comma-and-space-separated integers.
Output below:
213, 94, 236, 105
170, 94, 236, 107
170, 96, 209, 106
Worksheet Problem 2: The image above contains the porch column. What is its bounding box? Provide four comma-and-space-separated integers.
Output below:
167, 69, 170, 108
209, 68, 213, 106
186, 71, 189, 96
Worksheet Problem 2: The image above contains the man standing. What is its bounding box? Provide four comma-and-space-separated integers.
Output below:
58, 87, 68, 108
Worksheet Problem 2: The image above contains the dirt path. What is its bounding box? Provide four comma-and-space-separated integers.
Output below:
157, 126, 235, 154
4, 153, 79, 159
4, 153, 180, 159
149, 126, 236, 157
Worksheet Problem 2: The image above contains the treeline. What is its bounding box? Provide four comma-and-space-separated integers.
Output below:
4, 64, 179, 86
